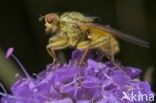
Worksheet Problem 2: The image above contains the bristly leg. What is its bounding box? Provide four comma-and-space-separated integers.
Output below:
78, 46, 90, 66
46, 47, 58, 64
78, 47, 90, 66
106, 35, 115, 64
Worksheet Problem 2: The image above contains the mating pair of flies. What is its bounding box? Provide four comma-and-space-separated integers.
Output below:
40, 12, 149, 65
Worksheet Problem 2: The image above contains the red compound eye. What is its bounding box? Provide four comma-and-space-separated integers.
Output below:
46, 13, 55, 23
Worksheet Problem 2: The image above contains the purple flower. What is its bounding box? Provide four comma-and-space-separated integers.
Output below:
0, 50, 154, 103
5, 47, 14, 59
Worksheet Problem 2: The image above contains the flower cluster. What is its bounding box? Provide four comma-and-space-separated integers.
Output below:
0, 50, 154, 103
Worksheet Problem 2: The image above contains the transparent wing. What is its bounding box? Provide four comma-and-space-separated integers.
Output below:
91, 23, 150, 48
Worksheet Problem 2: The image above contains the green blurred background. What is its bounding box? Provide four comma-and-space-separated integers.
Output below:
0, 0, 155, 93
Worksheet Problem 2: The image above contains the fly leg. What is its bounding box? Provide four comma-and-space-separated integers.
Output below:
77, 35, 109, 65
76, 41, 90, 66
104, 36, 120, 69
46, 33, 69, 64
46, 46, 57, 64
107, 35, 116, 64
109, 36, 114, 63
91, 35, 109, 60
79, 46, 90, 66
